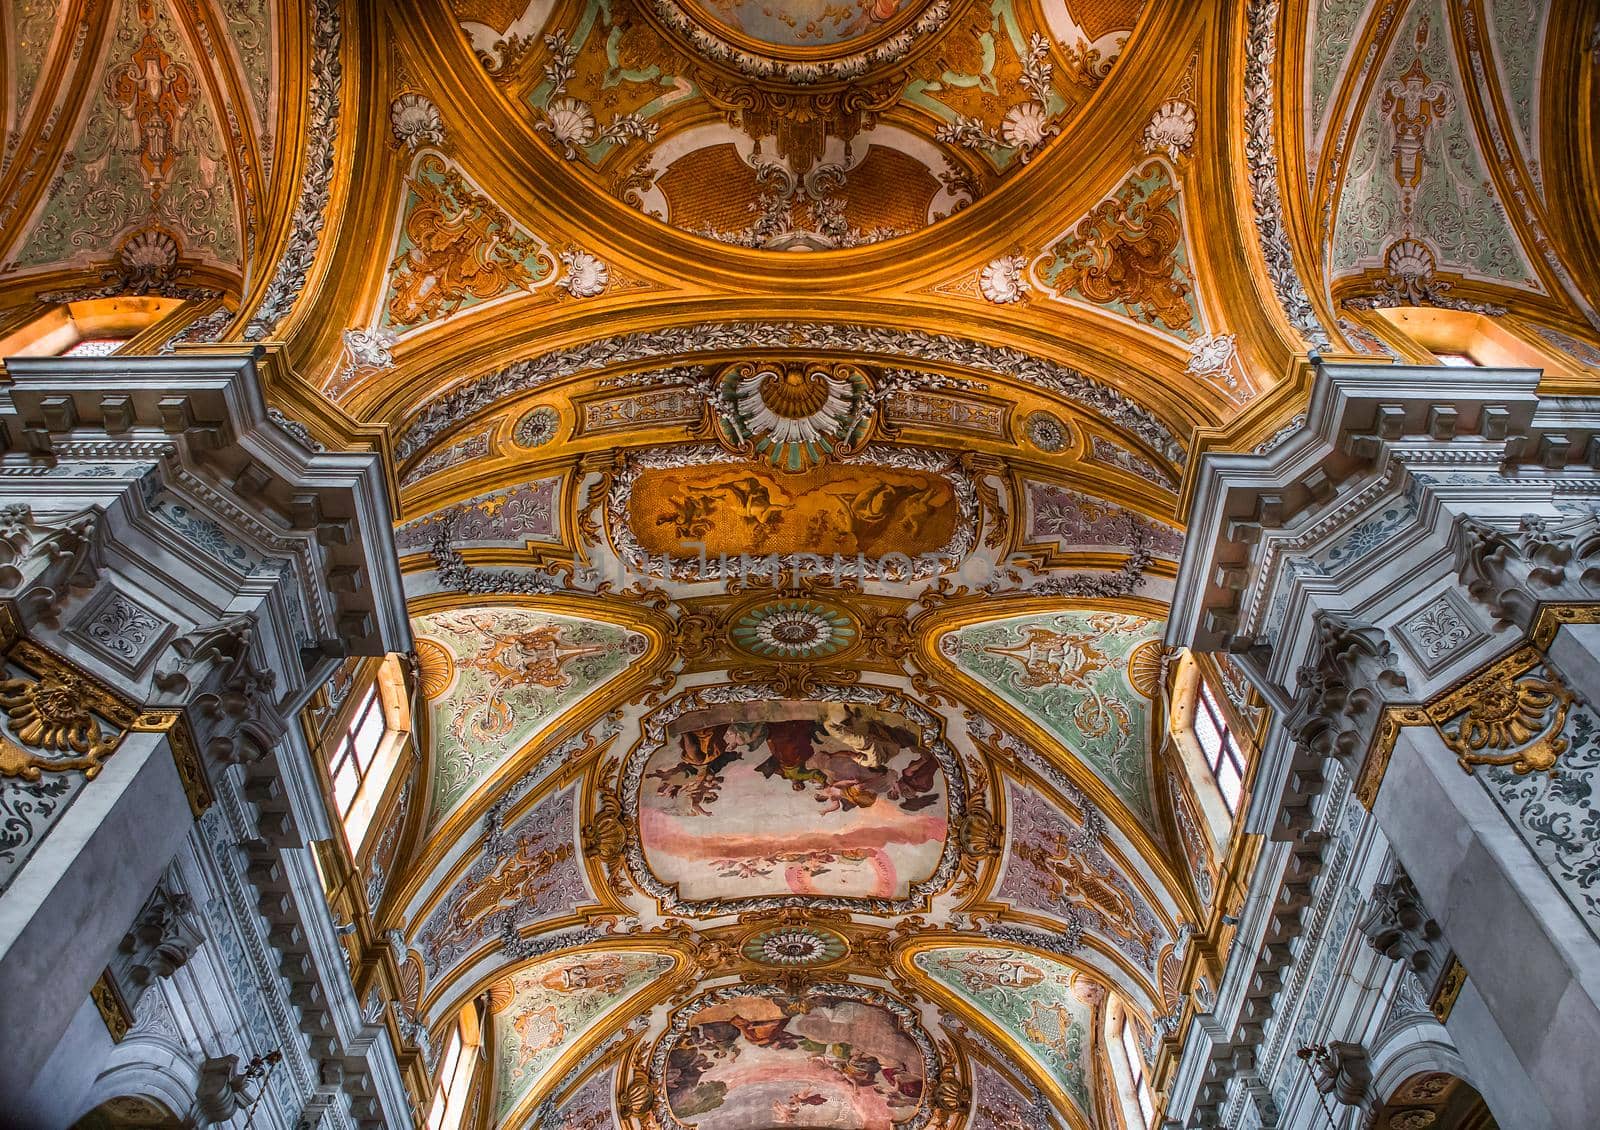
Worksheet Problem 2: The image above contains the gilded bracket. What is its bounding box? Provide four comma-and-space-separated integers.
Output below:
1355, 603, 1600, 807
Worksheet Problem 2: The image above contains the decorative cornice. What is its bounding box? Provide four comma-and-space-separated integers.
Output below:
243, 0, 343, 341
393, 322, 1185, 466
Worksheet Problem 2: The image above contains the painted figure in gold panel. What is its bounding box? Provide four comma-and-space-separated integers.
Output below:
628, 463, 955, 558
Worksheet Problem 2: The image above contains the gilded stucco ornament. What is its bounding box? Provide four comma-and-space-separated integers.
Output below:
556, 249, 609, 297
0, 672, 119, 780
741, 924, 849, 967
1428, 652, 1575, 775
244, 0, 341, 340
978, 256, 1028, 304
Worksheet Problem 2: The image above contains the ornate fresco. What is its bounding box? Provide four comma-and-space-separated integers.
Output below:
13, 0, 245, 273
492, 949, 676, 1119
655, 983, 933, 1129
6, 0, 1596, 1124
914, 947, 1101, 1121
443, 0, 1149, 248
637, 699, 949, 903
413, 606, 645, 818
938, 610, 1165, 823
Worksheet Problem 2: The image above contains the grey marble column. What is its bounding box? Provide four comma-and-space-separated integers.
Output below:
0, 728, 191, 1109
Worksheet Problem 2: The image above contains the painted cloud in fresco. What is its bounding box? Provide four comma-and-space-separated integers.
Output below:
415, 606, 645, 818
662, 988, 928, 1130
940, 610, 1163, 822
638, 700, 949, 904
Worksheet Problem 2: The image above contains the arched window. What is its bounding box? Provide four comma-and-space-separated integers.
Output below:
1169, 652, 1253, 846
1105, 998, 1155, 1129
0, 297, 185, 357
326, 654, 412, 853
1191, 677, 1245, 815
425, 1004, 482, 1130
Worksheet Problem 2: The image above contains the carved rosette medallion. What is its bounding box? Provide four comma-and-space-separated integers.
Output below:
740, 924, 849, 967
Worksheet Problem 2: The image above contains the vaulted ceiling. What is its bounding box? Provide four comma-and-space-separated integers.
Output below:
3, 0, 1597, 1127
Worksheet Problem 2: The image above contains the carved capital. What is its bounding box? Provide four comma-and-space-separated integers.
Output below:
1358, 869, 1441, 975
0, 503, 105, 627
1299, 1041, 1372, 1110
110, 878, 204, 1016
1287, 613, 1408, 769
153, 613, 284, 764
1454, 512, 1600, 628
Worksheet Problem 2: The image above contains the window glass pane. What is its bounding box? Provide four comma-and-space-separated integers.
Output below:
61, 337, 127, 358
1120, 1023, 1143, 1073
1434, 351, 1478, 367
1216, 757, 1244, 811
353, 699, 387, 770
1192, 701, 1224, 762
332, 757, 360, 813
1136, 1082, 1155, 1122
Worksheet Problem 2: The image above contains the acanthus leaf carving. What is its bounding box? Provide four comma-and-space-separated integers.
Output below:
1454, 512, 1600, 628
1286, 613, 1408, 769
153, 613, 282, 763
0, 504, 106, 626
1357, 867, 1441, 975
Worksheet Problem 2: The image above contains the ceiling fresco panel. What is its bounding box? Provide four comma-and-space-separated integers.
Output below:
493, 948, 677, 1120
608, 444, 980, 582
619, 683, 967, 916
395, 476, 564, 555
994, 773, 1166, 974
14, 0, 243, 273
2, 0, 67, 170
444, 0, 1150, 249
541, 1061, 619, 1130
967, 1054, 1065, 1130
1328, 0, 1539, 292
937, 609, 1164, 823
913, 946, 1100, 1123
1484, 0, 1547, 189
637, 699, 950, 904
382, 150, 559, 335
1028, 158, 1201, 343
414, 605, 647, 818
1305, 0, 1372, 147
414, 784, 590, 982
652, 982, 936, 1130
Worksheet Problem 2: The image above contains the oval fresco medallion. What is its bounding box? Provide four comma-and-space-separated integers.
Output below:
670, 0, 936, 53
653, 983, 936, 1130
622, 687, 964, 914
741, 924, 849, 967
730, 599, 858, 660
